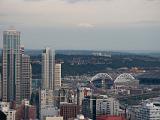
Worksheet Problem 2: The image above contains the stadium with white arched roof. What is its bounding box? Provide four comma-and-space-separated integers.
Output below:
114, 73, 139, 90
90, 73, 113, 90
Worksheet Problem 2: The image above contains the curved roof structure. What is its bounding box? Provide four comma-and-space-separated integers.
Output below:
114, 73, 135, 83
90, 73, 113, 82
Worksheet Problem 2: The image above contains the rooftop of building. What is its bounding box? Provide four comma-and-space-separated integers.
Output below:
97, 115, 126, 120
84, 95, 116, 100
145, 102, 160, 108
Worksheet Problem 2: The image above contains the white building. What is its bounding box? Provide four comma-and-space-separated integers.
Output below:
135, 102, 160, 120
82, 95, 119, 119
0, 102, 16, 120
96, 96, 119, 116
42, 48, 54, 90
54, 63, 61, 90
40, 89, 58, 120
40, 89, 54, 106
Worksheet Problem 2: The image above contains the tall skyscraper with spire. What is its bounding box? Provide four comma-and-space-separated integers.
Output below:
2, 28, 21, 104
41, 48, 54, 90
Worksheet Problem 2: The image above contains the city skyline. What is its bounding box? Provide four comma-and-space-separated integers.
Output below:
0, 0, 160, 50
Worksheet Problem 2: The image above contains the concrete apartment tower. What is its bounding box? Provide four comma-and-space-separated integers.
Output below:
2, 28, 21, 104
41, 48, 54, 90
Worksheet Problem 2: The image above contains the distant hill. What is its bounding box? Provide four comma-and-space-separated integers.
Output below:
1, 49, 160, 58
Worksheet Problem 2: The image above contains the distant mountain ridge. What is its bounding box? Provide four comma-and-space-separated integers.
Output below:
0, 49, 160, 57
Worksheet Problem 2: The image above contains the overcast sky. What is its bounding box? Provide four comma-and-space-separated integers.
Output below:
0, 0, 160, 50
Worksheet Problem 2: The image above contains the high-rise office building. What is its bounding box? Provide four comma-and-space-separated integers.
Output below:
21, 54, 32, 100
2, 28, 21, 104
54, 63, 61, 90
42, 48, 54, 90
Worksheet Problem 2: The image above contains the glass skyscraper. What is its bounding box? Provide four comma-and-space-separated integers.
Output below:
2, 28, 21, 104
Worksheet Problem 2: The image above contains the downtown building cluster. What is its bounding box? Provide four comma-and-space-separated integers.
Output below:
3, 30, 117, 120
0, 28, 62, 120
0, 28, 124, 120
2, 28, 157, 120
0, 28, 34, 120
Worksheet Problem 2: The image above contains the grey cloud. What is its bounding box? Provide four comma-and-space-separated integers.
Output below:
0, 13, 7, 17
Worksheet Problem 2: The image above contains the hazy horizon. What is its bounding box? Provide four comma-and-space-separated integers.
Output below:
0, 0, 160, 50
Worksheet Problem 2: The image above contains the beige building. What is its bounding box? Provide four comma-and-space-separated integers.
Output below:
42, 48, 54, 90
46, 117, 63, 120
54, 64, 61, 90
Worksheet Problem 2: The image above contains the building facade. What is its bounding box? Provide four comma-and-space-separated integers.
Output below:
40, 89, 58, 120
0, 102, 16, 120
82, 95, 119, 120
54, 63, 61, 90
2, 28, 21, 104
46, 116, 63, 120
21, 54, 32, 100
42, 48, 54, 90
15, 99, 36, 120
77, 87, 92, 106
40, 89, 54, 107
135, 102, 160, 120
60, 103, 80, 120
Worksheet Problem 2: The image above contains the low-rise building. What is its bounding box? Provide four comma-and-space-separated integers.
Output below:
15, 99, 36, 120
82, 95, 119, 120
0, 102, 16, 120
60, 102, 80, 120
40, 105, 59, 120
45, 116, 63, 120
135, 102, 160, 120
